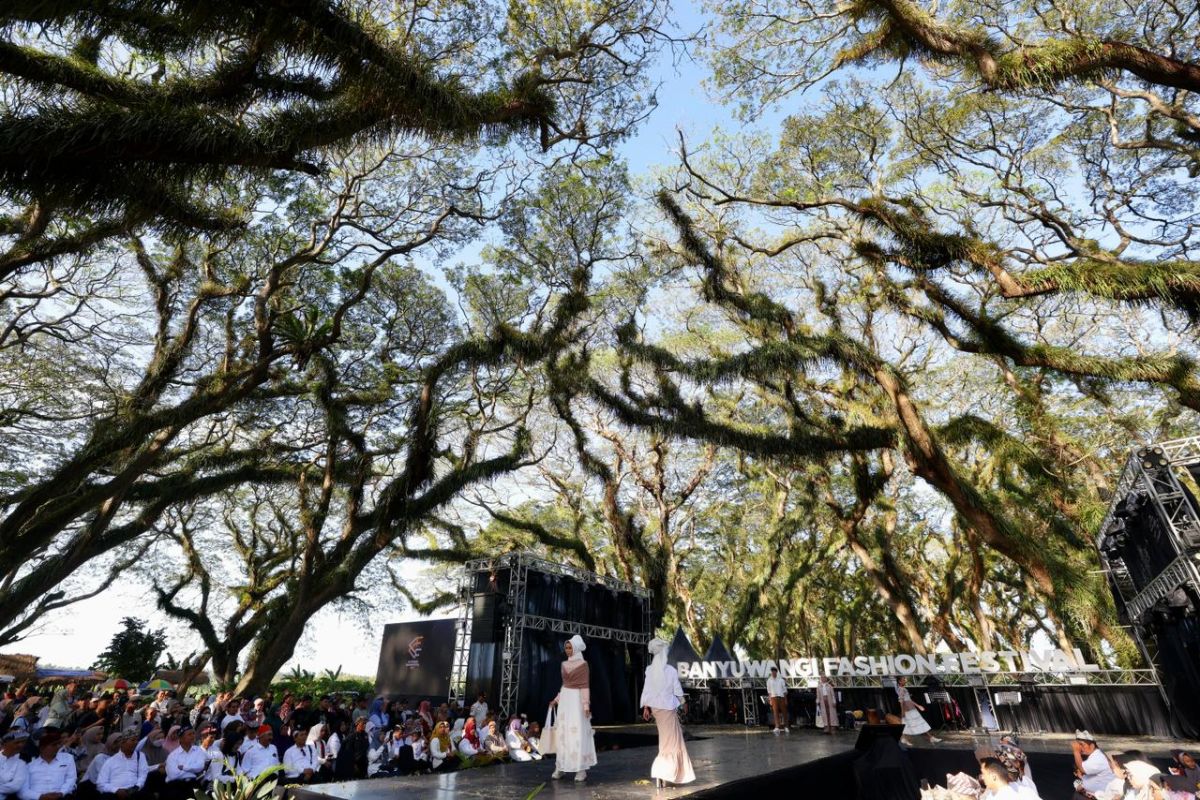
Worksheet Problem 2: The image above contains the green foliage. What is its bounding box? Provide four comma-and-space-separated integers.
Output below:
270, 670, 376, 699
198, 763, 282, 800
0, 3, 554, 231
90, 617, 168, 681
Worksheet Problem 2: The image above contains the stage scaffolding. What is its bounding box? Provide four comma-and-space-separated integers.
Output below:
447, 551, 654, 719
1096, 436, 1200, 696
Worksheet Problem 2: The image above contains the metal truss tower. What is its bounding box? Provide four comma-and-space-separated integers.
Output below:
447, 551, 654, 720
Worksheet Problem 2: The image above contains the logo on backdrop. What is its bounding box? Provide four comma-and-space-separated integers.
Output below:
677, 648, 1101, 681
406, 636, 425, 668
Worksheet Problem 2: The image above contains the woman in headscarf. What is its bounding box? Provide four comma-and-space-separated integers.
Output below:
366, 698, 388, 738
639, 637, 694, 788
481, 719, 508, 761
308, 722, 331, 779
506, 717, 541, 761
77, 725, 107, 775
450, 717, 466, 744
162, 725, 182, 755
429, 721, 458, 772
457, 717, 493, 765
548, 634, 597, 782
1122, 757, 1163, 800
417, 701, 434, 736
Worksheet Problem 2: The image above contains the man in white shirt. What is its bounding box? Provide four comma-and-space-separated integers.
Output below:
198, 726, 226, 787
20, 731, 75, 800
282, 729, 318, 784
96, 731, 148, 800
981, 758, 1042, 800
163, 727, 206, 800
1072, 730, 1116, 796
469, 694, 488, 731
150, 693, 172, 716
237, 726, 279, 780
765, 667, 788, 734
0, 731, 29, 800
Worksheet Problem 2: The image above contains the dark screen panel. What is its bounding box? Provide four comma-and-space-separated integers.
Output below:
375, 619, 457, 698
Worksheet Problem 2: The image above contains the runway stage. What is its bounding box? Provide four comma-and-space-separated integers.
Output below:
287, 726, 854, 800
287, 727, 1198, 800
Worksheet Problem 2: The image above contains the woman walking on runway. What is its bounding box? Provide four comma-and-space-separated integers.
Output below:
640, 638, 695, 789
896, 676, 942, 746
549, 634, 597, 782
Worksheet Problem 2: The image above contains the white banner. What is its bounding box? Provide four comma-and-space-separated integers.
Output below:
677, 648, 1100, 681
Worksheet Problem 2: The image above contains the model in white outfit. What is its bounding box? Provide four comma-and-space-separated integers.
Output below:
549, 634, 597, 782
896, 677, 941, 745
640, 637, 695, 788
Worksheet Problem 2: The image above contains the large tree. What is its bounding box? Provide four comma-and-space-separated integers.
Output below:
0, 0, 668, 650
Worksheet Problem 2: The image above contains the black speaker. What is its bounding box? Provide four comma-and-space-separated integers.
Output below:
471, 593, 503, 643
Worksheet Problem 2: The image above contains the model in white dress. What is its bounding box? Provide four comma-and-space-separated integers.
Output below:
549, 634, 597, 782
896, 677, 941, 745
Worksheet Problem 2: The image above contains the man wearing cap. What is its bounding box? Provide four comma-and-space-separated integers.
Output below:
282, 729, 319, 784
163, 727, 204, 800
96, 732, 148, 800
1071, 730, 1115, 796
20, 731, 76, 800
0, 732, 29, 800
238, 726, 279, 780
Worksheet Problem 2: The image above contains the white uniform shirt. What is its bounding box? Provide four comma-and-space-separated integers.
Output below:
83, 753, 108, 786
282, 744, 319, 778
1080, 748, 1116, 795
238, 741, 279, 778
205, 745, 230, 785
165, 745, 207, 782
20, 753, 76, 800
430, 737, 453, 769
639, 665, 685, 710
0, 752, 28, 796
766, 676, 787, 698
984, 785, 1041, 800
469, 701, 488, 728
97, 751, 149, 794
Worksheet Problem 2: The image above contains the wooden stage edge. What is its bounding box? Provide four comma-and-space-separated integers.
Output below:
286, 726, 1198, 800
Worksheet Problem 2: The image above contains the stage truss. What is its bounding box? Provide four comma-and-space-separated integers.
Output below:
448, 551, 654, 719
1097, 436, 1200, 625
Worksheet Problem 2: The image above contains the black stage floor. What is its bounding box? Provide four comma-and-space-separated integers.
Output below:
287, 726, 1198, 800
288, 726, 852, 800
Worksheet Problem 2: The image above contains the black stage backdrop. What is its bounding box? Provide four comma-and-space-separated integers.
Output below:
1145, 602, 1200, 739
375, 619, 457, 700
462, 566, 650, 725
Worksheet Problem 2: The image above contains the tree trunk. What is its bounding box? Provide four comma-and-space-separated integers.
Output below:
236, 606, 313, 696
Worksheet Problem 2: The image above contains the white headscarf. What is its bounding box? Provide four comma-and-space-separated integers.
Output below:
644, 638, 670, 701
1124, 759, 1161, 788
307, 722, 326, 755
567, 635, 586, 662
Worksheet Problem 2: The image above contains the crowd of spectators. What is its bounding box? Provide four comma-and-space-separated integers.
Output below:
0, 683, 545, 800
